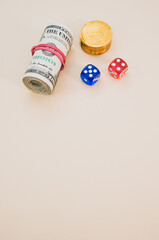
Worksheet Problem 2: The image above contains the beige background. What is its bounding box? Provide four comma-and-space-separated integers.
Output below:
0, 0, 159, 239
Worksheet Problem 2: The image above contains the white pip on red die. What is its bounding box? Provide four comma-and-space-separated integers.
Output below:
108, 58, 128, 79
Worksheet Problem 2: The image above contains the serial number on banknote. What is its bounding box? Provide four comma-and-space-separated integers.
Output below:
32, 55, 56, 66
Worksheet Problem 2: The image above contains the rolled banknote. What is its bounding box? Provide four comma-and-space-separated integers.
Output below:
23, 24, 73, 95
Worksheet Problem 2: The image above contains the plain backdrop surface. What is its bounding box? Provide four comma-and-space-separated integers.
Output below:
0, 0, 159, 239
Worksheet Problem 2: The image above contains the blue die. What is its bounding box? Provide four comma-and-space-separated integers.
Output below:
80, 64, 100, 85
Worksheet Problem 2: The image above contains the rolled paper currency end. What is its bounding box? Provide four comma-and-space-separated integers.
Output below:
23, 76, 52, 95
22, 24, 73, 95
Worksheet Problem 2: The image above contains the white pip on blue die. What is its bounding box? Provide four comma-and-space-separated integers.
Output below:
80, 64, 100, 85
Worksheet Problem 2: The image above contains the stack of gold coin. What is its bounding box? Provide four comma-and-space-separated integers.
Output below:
80, 20, 113, 55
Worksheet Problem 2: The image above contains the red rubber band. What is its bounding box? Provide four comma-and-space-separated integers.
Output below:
31, 44, 66, 70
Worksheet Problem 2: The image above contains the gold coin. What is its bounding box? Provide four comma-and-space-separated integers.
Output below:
80, 20, 112, 55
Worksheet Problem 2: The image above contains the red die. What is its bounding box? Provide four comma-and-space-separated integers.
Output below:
108, 58, 128, 79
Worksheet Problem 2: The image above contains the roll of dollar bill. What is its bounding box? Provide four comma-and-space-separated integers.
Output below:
23, 24, 73, 95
